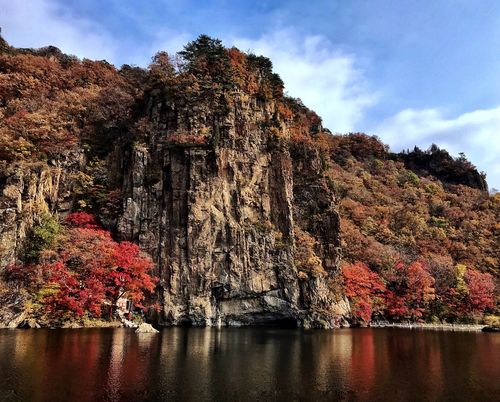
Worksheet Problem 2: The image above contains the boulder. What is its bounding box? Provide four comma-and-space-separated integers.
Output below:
135, 323, 159, 333
18, 319, 41, 329
482, 326, 500, 333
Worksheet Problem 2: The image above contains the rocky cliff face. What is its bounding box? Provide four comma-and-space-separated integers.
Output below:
115, 91, 347, 327
0, 92, 348, 329
0, 152, 84, 268
0, 37, 349, 328
1, 38, 497, 328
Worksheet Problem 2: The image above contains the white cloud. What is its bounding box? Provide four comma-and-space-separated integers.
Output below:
375, 107, 500, 189
0, 0, 116, 61
230, 30, 378, 133
146, 29, 379, 132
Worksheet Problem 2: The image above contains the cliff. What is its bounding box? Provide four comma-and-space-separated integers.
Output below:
0, 36, 496, 328
0, 36, 348, 328
115, 89, 347, 327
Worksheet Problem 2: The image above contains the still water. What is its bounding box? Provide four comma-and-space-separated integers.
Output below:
0, 327, 498, 401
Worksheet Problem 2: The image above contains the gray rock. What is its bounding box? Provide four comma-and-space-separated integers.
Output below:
18, 319, 41, 329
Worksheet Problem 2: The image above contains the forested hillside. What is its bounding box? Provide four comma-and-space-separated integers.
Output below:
0, 34, 497, 327
299, 133, 498, 324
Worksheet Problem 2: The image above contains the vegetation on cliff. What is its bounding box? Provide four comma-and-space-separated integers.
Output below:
0, 34, 498, 326
293, 132, 498, 324
3, 212, 157, 325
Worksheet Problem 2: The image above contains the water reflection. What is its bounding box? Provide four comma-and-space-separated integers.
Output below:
0, 328, 498, 401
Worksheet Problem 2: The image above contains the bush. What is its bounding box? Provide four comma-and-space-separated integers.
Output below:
398, 170, 420, 186
24, 214, 61, 262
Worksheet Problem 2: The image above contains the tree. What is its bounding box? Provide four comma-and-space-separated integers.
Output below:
148, 51, 176, 87
24, 214, 62, 263
384, 291, 409, 321
179, 35, 225, 63
464, 269, 495, 314
178, 34, 233, 90
342, 262, 386, 323
294, 228, 325, 278
104, 241, 156, 316
405, 261, 435, 319
64, 211, 99, 228
3, 213, 157, 321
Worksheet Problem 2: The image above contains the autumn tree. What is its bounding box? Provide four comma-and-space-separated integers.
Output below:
294, 228, 326, 278
3, 212, 157, 322
464, 269, 495, 315
405, 261, 435, 319
342, 262, 386, 323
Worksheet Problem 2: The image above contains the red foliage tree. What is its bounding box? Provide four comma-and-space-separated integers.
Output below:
104, 241, 156, 314
65, 212, 99, 229
343, 262, 386, 323
464, 269, 495, 314
384, 291, 409, 320
383, 260, 436, 321
4, 213, 157, 320
406, 261, 435, 319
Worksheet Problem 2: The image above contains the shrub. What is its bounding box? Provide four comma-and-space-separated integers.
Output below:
24, 214, 61, 263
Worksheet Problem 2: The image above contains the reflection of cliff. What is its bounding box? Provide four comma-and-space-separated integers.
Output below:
1, 329, 498, 400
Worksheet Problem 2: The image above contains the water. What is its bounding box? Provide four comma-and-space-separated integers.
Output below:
0, 328, 498, 401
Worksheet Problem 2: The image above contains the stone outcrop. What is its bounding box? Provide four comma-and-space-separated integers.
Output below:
0, 291, 29, 328
135, 323, 159, 333
0, 152, 84, 268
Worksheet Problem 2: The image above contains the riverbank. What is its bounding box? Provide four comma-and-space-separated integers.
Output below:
2, 321, 493, 332
370, 322, 486, 332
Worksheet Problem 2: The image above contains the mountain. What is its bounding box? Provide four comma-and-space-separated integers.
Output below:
0, 35, 497, 328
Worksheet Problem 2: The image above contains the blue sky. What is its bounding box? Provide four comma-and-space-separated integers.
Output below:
1, 0, 499, 189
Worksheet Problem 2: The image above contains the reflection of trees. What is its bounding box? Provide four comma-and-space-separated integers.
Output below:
0, 328, 498, 401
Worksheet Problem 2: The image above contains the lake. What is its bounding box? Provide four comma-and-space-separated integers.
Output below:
0, 327, 498, 401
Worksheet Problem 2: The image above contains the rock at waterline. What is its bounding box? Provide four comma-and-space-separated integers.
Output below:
18, 319, 41, 329
482, 326, 500, 333
135, 323, 159, 333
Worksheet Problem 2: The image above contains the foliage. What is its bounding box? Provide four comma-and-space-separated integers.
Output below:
4, 213, 157, 320
166, 131, 209, 147
342, 262, 385, 323
397, 145, 487, 190
464, 269, 495, 314
24, 214, 61, 263
342, 259, 495, 323
1, 35, 497, 325
64, 211, 99, 228
294, 228, 326, 278
287, 122, 497, 323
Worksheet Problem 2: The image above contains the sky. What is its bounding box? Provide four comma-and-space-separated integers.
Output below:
1, 0, 499, 189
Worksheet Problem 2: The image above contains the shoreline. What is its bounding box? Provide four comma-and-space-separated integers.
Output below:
1, 321, 492, 332
369, 322, 486, 332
